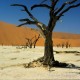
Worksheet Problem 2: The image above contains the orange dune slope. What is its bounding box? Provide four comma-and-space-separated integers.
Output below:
0, 21, 39, 46
0, 21, 80, 47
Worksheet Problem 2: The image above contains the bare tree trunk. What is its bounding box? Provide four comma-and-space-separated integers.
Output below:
43, 32, 55, 65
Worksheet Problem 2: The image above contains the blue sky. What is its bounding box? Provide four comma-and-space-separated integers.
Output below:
0, 0, 80, 34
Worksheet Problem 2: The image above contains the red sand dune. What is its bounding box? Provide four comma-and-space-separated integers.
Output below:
0, 21, 80, 47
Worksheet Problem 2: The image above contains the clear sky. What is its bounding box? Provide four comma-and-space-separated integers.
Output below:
0, 0, 80, 34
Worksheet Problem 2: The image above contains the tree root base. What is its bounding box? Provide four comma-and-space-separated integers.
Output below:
23, 57, 78, 69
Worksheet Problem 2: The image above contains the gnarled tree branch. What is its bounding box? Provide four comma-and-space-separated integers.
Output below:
17, 22, 27, 27
54, 0, 77, 16
19, 18, 37, 24
31, 4, 51, 10
11, 4, 47, 37
54, 0, 59, 7
17, 18, 37, 27
52, 0, 59, 9
19, 18, 47, 36
66, 0, 77, 4
11, 4, 38, 21
57, 3, 80, 20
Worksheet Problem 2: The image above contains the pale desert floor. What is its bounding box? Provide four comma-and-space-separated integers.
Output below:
0, 46, 80, 80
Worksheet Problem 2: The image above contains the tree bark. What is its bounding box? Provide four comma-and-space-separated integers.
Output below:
43, 32, 55, 65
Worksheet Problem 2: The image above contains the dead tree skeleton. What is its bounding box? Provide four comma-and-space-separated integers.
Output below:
33, 34, 40, 48
25, 34, 40, 48
11, 0, 80, 66
25, 36, 34, 48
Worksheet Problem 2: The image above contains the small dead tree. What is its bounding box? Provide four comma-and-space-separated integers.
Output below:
11, 0, 80, 66
25, 36, 34, 48
56, 44, 60, 47
33, 34, 40, 48
65, 41, 69, 48
65, 41, 71, 48
69, 44, 71, 48
25, 34, 40, 48
24, 42, 28, 48
2, 43, 3, 46
62, 43, 65, 48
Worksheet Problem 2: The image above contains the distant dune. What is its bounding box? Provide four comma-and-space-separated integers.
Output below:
0, 21, 80, 47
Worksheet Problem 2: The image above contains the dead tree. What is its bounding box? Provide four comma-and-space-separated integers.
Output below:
2, 43, 3, 46
65, 41, 71, 48
62, 43, 65, 48
24, 42, 28, 48
25, 36, 34, 48
69, 44, 71, 48
33, 34, 40, 48
11, 0, 80, 66
56, 44, 60, 47
25, 34, 40, 48
65, 42, 68, 48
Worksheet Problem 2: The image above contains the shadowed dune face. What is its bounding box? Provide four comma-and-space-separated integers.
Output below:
0, 21, 80, 47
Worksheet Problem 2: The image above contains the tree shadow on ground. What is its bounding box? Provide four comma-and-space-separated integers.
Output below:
23, 57, 80, 71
